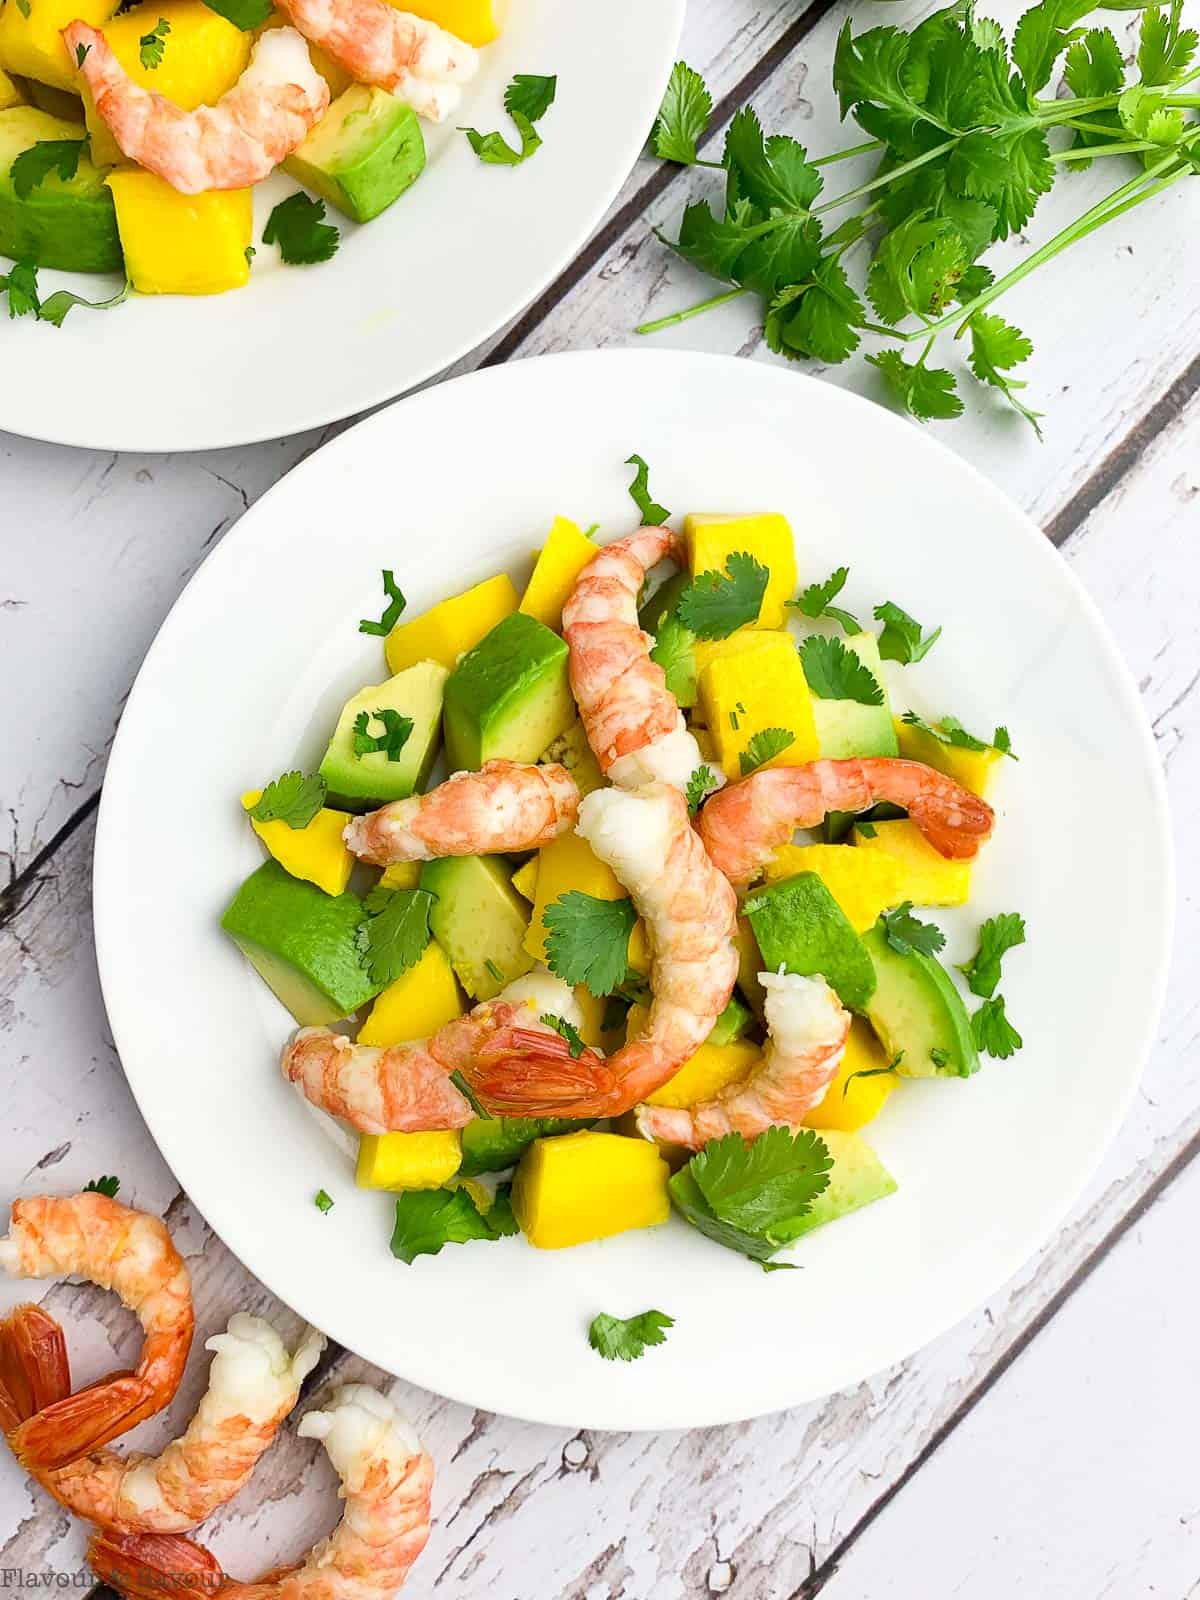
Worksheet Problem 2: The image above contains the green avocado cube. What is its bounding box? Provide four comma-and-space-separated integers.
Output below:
814, 632, 899, 840
706, 992, 754, 1047
743, 871, 877, 1011
641, 571, 698, 707
860, 923, 979, 1078
220, 859, 381, 1025
772, 1129, 898, 1240
319, 659, 447, 811
0, 107, 122, 273
420, 854, 534, 1000
443, 611, 574, 774
283, 86, 426, 223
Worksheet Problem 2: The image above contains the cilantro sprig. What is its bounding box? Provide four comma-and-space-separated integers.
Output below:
959, 912, 1027, 999
901, 711, 1016, 759
788, 566, 859, 634
669, 1127, 833, 1267
138, 16, 170, 69
543, 891, 638, 997
263, 192, 339, 266
739, 727, 795, 775
971, 995, 1024, 1059
588, 1309, 674, 1362
685, 764, 721, 815
249, 770, 326, 829
874, 602, 941, 665
800, 635, 884, 705
356, 887, 434, 985
462, 72, 556, 166
1, 259, 130, 328
389, 1184, 516, 1264
676, 552, 769, 639
540, 1012, 586, 1059
879, 902, 946, 959
652, 61, 713, 164
83, 1176, 120, 1198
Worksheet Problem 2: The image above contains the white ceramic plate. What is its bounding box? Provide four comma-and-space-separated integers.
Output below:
2, 1, 682, 452
94, 350, 1172, 1431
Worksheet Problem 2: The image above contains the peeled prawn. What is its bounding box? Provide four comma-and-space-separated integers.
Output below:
699, 758, 995, 886
66, 24, 328, 193
343, 761, 579, 867
275, 0, 477, 122
460, 783, 740, 1118
637, 972, 850, 1149
0, 1193, 193, 1471
563, 527, 718, 795
0, 1303, 324, 1532
89, 1384, 433, 1600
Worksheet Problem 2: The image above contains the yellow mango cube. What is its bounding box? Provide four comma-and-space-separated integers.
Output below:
645, 1038, 759, 1109
106, 171, 251, 294
393, 0, 506, 45
574, 985, 608, 1048
895, 717, 1003, 798
257, 10, 350, 97
358, 940, 463, 1046
385, 573, 517, 674
523, 830, 649, 974
510, 856, 539, 902
0, 67, 26, 108
802, 1017, 897, 1132
764, 843, 903, 931
378, 860, 422, 892
684, 512, 797, 629
356, 1129, 462, 1190
853, 818, 971, 906
512, 1130, 670, 1249
519, 515, 597, 631
692, 626, 789, 681
698, 633, 819, 781
241, 790, 354, 896
0, 0, 118, 91
82, 1, 250, 165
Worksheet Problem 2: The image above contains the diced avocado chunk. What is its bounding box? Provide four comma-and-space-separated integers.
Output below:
443, 611, 574, 773
706, 992, 754, 1047
284, 85, 425, 223
812, 632, 899, 759
772, 1129, 897, 1240
540, 719, 603, 796
0, 107, 122, 272
860, 923, 978, 1077
459, 1117, 591, 1177
420, 854, 533, 1000
220, 859, 381, 1025
743, 872, 876, 1011
640, 571, 698, 707
319, 659, 447, 811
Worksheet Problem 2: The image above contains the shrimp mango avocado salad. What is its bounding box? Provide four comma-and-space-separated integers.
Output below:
220, 460, 1024, 1361
0, 0, 540, 317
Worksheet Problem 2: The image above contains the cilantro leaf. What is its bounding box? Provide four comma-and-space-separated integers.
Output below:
725, 108, 823, 215
764, 256, 866, 365
873, 601, 942, 664
249, 770, 326, 828
788, 566, 860, 634
676, 552, 769, 639
879, 902, 946, 958
588, 1309, 674, 1362
357, 887, 434, 986
389, 1185, 512, 1265
799, 635, 884, 705
968, 312, 1043, 438
971, 994, 1023, 1059
739, 727, 795, 775
543, 891, 638, 997
200, 0, 274, 29
314, 1188, 334, 1213
11, 140, 85, 202
359, 569, 406, 636
463, 75, 554, 166
900, 710, 1017, 758
685, 765, 720, 815
690, 1126, 832, 1234
868, 215, 969, 325
2, 260, 41, 319
959, 911, 1026, 999
486, 1183, 519, 1235
540, 1012, 586, 1059
37, 278, 130, 328
139, 16, 170, 68
625, 453, 670, 524
1012, 0, 1095, 101
505, 72, 556, 123
669, 1168, 784, 1263
867, 348, 964, 424
263, 192, 339, 265
83, 1175, 120, 1198
843, 1059, 901, 1098
653, 61, 712, 163
353, 708, 413, 761
1138, 1, 1198, 85
648, 609, 697, 703
15, 0, 30, 16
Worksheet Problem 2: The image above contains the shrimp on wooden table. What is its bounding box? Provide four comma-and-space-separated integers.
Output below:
0, 1302, 324, 1532
274, 0, 477, 122
458, 783, 740, 1119
0, 1193, 193, 1471
343, 761, 579, 867
65, 24, 329, 193
699, 758, 995, 887
637, 972, 850, 1149
563, 527, 721, 795
281, 970, 585, 1132
88, 1384, 434, 1600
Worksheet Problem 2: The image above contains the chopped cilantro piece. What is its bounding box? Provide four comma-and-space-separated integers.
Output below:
799, 634, 884, 705
83, 1175, 120, 1198
356, 887, 434, 985
138, 16, 170, 68
685, 765, 720, 815
676, 552, 769, 639
788, 566, 860, 634
588, 1309, 674, 1362
901, 711, 1016, 759
541, 1012, 586, 1058
461, 72, 555, 166
249, 770, 326, 829
263, 192, 339, 265
314, 1188, 334, 1213
879, 902, 946, 958
543, 891, 638, 997
873, 601, 941, 664
11, 140, 85, 202
625, 452, 670, 524
199, 0, 274, 29
389, 1185, 513, 1265
359, 569, 406, 635
739, 727, 795, 775
959, 912, 1026, 999
652, 61, 712, 164
352, 708, 413, 761
971, 995, 1023, 1059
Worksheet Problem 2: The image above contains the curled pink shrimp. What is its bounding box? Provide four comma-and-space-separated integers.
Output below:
699, 759, 995, 886
563, 528, 714, 794
88, 1384, 433, 1600
275, 0, 477, 121
343, 761, 579, 867
637, 973, 850, 1149
66, 24, 328, 193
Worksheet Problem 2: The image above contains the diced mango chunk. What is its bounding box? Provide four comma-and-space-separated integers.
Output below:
519, 515, 597, 631
358, 939, 463, 1046
698, 632, 819, 780
106, 171, 251, 294
645, 1038, 760, 1109
684, 512, 797, 629
385, 574, 517, 674
378, 861, 422, 892
510, 856, 539, 902
0, 0, 118, 91
356, 1130, 462, 1191
523, 829, 649, 974
0, 67, 25, 109
391, 0, 505, 45
241, 789, 354, 896
764, 843, 903, 932
802, 1017, 898, 1132
512, 1130, 670, 1249
853, 818, 971, 906
895, 717, 1003, 798
574, 984, 608, 1048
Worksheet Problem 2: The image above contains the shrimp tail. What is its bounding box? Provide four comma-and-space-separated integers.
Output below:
87, 1529, 225, 1600
464, 1028, 619, 1117
10, 1371, 155, 1470
0, 1303, 71, 1432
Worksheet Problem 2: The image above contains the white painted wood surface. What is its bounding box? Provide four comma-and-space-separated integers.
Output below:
2, 0, 1196, 1593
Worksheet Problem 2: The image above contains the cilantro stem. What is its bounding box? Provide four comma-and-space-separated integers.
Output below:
636, 285, 748, 334
814, 135, 962, 215
812, 138, 885, 167
1048, 140, 1160, 161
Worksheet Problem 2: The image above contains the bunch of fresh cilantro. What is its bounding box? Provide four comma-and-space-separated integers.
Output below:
647, 0, 1199, 432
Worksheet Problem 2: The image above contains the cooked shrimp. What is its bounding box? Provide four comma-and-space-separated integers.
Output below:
0, 1303, 324, 1532
699, 758, 995, 886
275, 0, 477, 121
0, 1194, 193, 1471
343, 761, 579, 867
282, 971, 583, 1132
65, 24, 328, 193
563, 528, 720, 795
459, 783, 740, 1117
637, 972, 850, 1149
88, 1384, 433, 1600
